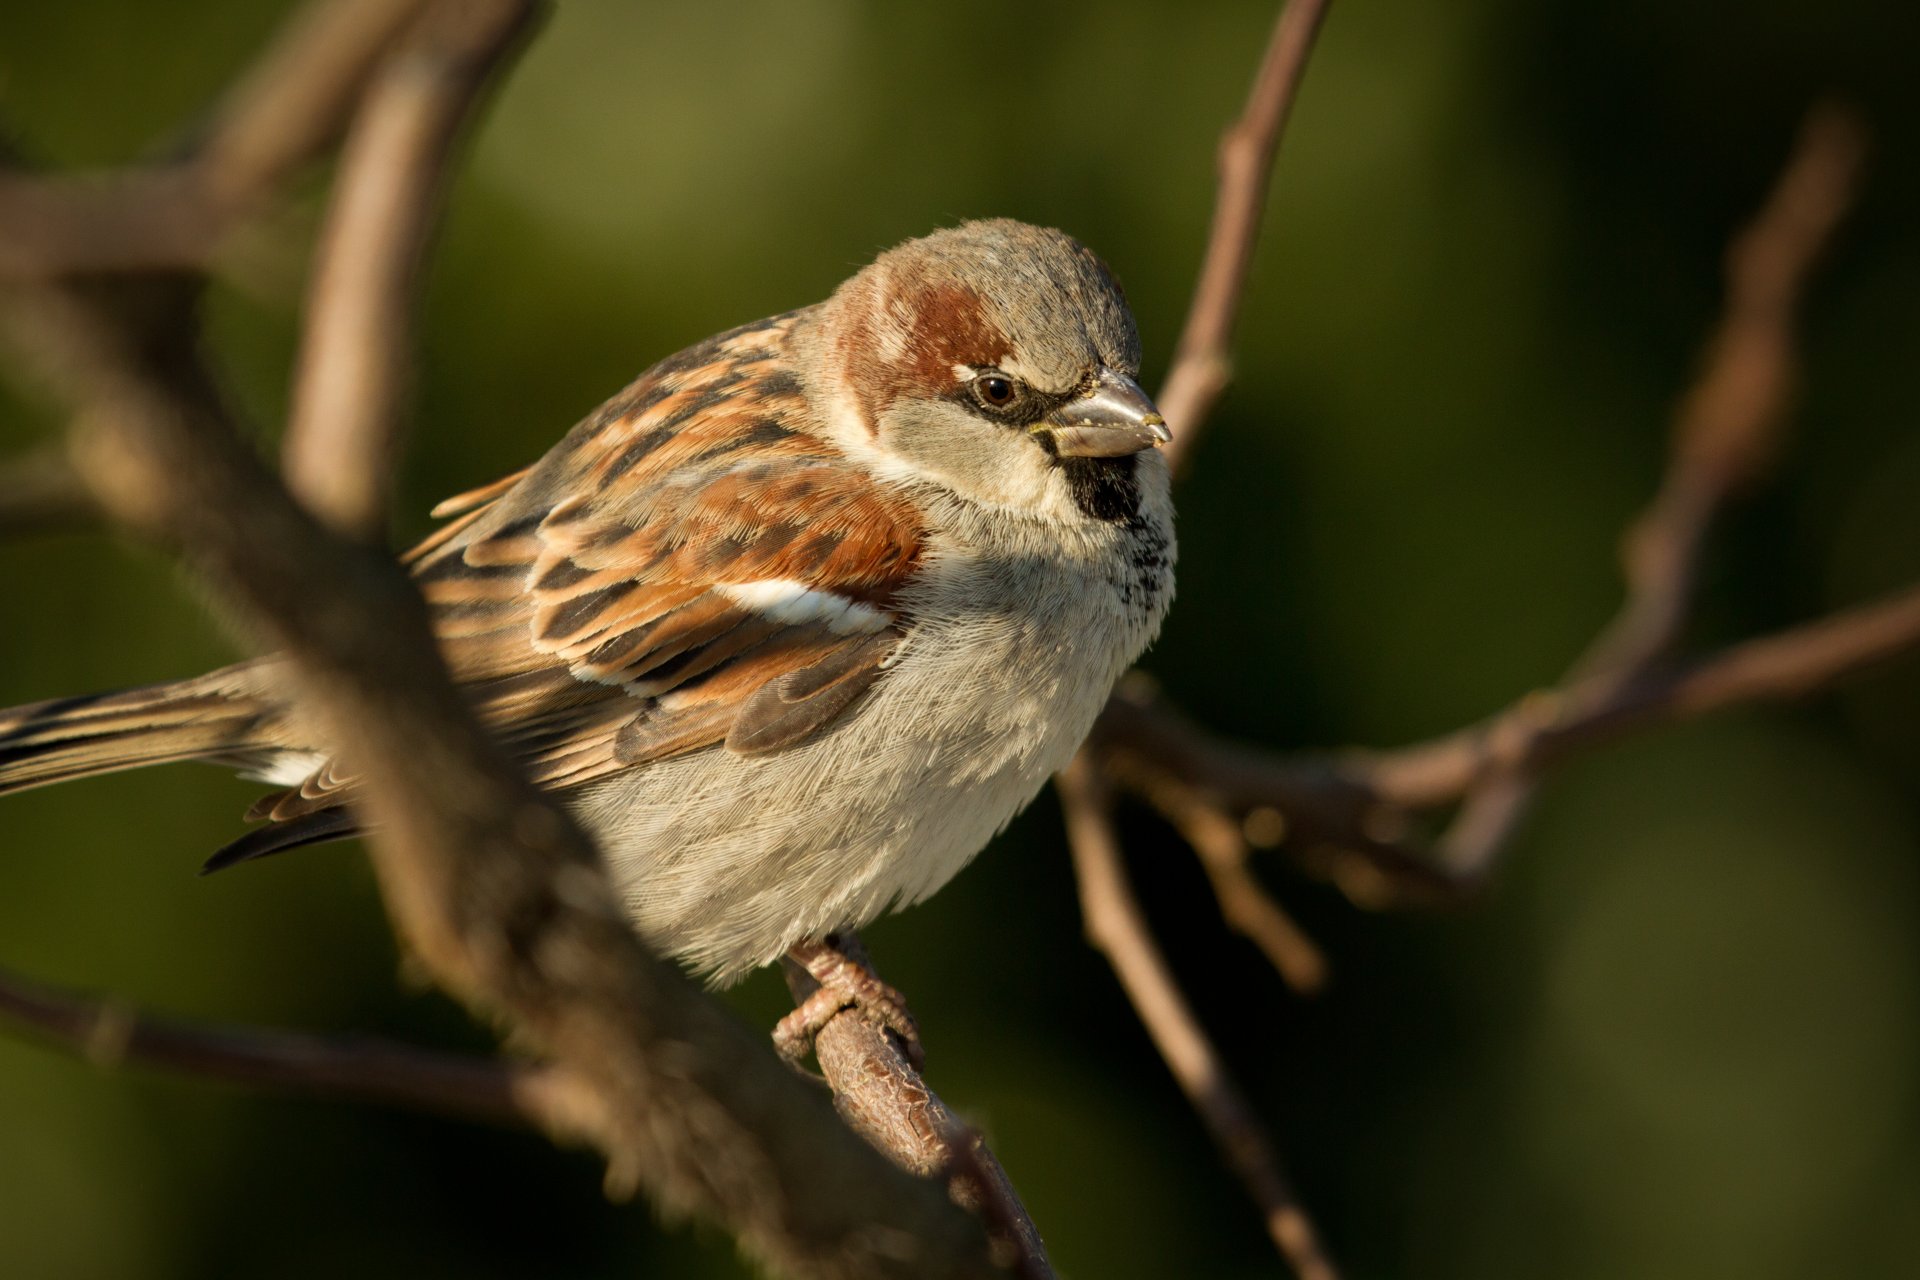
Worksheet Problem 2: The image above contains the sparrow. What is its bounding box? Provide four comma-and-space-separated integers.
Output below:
0, 220, 1175, 1017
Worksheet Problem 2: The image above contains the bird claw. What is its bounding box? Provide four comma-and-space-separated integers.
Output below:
775, 936, 924, 1071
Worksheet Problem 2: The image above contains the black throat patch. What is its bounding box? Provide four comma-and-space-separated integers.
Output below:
1061, 455, 1141, 523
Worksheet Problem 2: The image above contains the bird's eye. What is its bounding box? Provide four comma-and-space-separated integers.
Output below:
972, 373, 1020, 411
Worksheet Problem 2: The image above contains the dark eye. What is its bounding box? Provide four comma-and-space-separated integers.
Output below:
971, 373, 1020, 411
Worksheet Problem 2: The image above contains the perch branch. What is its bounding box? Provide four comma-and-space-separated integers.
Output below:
786, 936, 1053, 1280
0, 0, 1004, 1272
1060, 755, 1338, 1280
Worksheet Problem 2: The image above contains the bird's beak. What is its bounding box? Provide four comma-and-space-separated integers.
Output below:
1035, 369, 1172, 458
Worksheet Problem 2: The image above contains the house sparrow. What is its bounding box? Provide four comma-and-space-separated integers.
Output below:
0, 220, 1175, 1012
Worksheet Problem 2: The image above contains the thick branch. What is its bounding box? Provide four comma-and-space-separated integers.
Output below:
283, 0, 536, 538
1, 279, 996, 1280
0, 0, 434, 278
1158, 0, 1331, 472
1060, 756, 1338, 1280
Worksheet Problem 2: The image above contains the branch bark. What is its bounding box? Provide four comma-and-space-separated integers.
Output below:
0, 0, 1008, 1270
1432, 102, 1869, 875
786, 937, 1053, 1280
0, 271, 1000, 1280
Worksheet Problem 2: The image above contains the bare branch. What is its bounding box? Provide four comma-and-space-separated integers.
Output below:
198, 0, 443, 210
0, 0, 435, 277
0, 962, 599, 1133
283, 0, 537, 539
1095, 101, 1893, 906
1158, 0, 1332, 472
1435, 102, 1868, 875
785, 937, 1053, 1279
1095, 580, 1920, 909
1171, 797, 1328, 995
1589, 103, 1867, 677
0, 261, 1002, 1280
1059, 755, 1338, 1280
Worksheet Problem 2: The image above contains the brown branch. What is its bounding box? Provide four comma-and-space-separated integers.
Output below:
283, 0, 536, 539
785, 936, 1053, 1280
1433, 101, 1867, 875
1586, 103, 1867, 677
1095, 579, 1920, 908
1093, 100, 1888, 909
1158, 0, 1331, 473
1059, 755, 1338, 1280
0, 0, 435, 278
0, 962, 598, 1133
1168, 795, 1328, 995
0, 0, 1004, 1269
3, 265, 999, 1280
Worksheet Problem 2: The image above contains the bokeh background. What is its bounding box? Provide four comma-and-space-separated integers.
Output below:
4, 1, 1920, 1276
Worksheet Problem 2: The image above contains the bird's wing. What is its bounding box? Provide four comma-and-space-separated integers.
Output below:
244, 314, 925, 832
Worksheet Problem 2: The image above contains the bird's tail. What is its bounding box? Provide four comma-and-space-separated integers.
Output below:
0, 666, 286, 797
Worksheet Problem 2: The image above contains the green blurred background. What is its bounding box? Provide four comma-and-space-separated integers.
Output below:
4, 1, 1920, 1276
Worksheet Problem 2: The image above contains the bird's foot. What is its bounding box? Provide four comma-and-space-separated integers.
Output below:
775, 934, 923, 1071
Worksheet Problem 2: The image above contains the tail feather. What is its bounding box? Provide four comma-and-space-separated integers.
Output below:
0, 669, 283, 796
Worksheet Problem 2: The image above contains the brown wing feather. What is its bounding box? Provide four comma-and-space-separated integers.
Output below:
243, 312, 923, 838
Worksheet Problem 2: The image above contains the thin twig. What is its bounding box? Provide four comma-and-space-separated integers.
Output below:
1060, 755, 1338, 1280
1585, 103, 1868, 677
1172, 798, 1328, 995
1091, 100, 1891, 907
283, 0, 537, 539
1434, 102, 1867, 875
785, 937, 1053, 1279
1158, 0, 1331, 473
1094, 579, 1920, 908
0, 962, 603, 1133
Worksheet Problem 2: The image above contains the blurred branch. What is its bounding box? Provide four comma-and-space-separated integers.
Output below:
283, 0, 536, 540
1161, 785, 1327, 994
1157, 0, 1331, 473
1432, 102, 1869, 875
0, 0, 433, 278
1060, 756, 1338, 1280
0, 447, 99, 536
0, 0, 1007, 1273
786, 934, 1053, 1280
1093, 99, 1901, 911
1096, 579, 1920, 906
0, 962, 592, 1132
